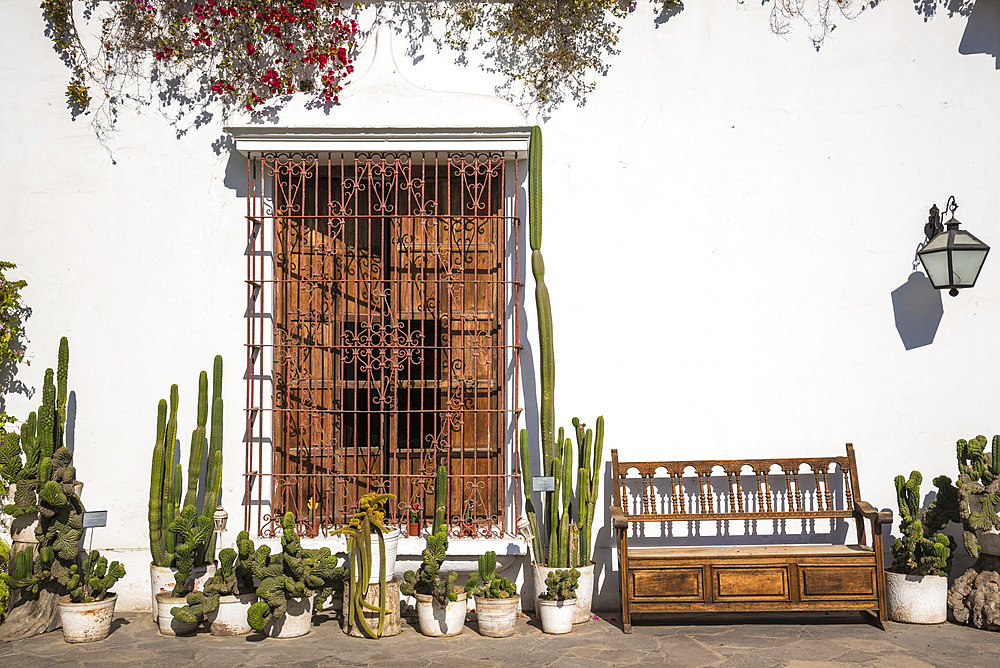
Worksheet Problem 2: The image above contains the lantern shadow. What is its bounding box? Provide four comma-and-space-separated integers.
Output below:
890, 271, 943, 350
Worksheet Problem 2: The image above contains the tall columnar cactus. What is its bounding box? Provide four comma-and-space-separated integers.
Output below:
519, 125, 606, 569
1, 339, 85, 599
433, 464, 447, 536
247, 513, 342, 634
148, 356, 224, 572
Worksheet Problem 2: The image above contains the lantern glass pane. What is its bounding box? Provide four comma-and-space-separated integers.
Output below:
951, 249, 988, 287
919, 250, 951, 288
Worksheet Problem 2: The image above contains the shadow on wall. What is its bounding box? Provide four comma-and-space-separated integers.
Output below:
890, 271, 943, 350
959, 0, 1000, 67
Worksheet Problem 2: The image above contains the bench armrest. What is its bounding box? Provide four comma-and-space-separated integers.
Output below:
855, 500, 892, 525
610, 505, 628, 529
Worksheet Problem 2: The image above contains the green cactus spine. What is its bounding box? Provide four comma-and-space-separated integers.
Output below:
433, 463, 447, 536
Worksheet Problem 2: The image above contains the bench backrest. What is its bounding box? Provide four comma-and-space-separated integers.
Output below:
610, 444, 862, 523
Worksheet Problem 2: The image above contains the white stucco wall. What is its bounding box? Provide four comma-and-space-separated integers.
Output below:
3, 2, 1000, 613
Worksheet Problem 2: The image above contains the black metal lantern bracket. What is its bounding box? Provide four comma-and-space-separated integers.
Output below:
916, 195, 990, 297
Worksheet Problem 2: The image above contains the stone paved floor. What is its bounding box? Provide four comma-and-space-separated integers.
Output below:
3, 610, 1000, 667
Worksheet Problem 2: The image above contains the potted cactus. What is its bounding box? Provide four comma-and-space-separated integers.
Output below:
401, 466, 465, 637
170, 530, 260, 636
56, 549, 126, 643
465, 550, 518, 637
518, 125, 604, 623
886, 470, 958, 624
335, 492, 399, 638
537, 567, 579, 634
148, 356, 225, 622
246, 512, 342, 638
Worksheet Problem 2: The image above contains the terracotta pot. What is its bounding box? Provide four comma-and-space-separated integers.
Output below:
532, 562, 594, 623
206, 593, 256, 636
885, 571, 947, 624
474, 594, 519, 638
155, 592, 198, 636
58, 594, 117, 643
408, 522, 422, 538
263, 594, 314, 638
415, 590, 467, 637
538, 597, 575, 634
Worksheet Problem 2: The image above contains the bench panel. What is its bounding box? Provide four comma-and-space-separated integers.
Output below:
799, 566, 876, 599
630, 568, 703, 600
714, 567, 789, 600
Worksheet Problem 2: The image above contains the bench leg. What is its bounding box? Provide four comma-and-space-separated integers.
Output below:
623, 622, 632, 634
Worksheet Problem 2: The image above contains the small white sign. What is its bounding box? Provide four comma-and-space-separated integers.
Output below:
82, 511, 108, 529
532, 476, 556, 492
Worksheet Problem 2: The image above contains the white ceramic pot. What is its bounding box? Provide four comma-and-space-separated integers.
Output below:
155, 592, 198, 636
149, 561, 216, 623
58, 594, 117, 643
207, 593, 257, 636
264, 594, 314, 638
415, 591, 467, 637
368, 528, 400, 584
474, 595, 519, 638
532, 562, 594, 623
885, 570, 948, 624
538, 597, 576, 634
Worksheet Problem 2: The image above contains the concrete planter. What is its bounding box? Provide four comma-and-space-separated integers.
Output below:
532, 562, 593, 623
149, 561, 216, 623
885, 571, 948, 624
207, 593, 257, 636
415, 591, 467, 637
474, 595, 519, 638
537, 598, 575, 634
57, 594, 116, 643
263, 594, 314, 638
155, 592, 198, 636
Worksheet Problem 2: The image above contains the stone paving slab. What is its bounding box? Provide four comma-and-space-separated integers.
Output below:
4, 610, 1000, 667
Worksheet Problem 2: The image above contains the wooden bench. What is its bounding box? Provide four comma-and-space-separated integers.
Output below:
610, 444, 892, 633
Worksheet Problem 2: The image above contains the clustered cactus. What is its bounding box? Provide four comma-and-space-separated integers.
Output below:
64, 549, 126, 603
148, 355, 224, 595
0, 338, 88, 596
172, 530, 259, 625
246, 513, 343, 633
401, 466, 458, 606
889, 471, 959, 577
539, 567, 580, 601
465, 551, 517, 599
333, 492, 396, 638
519, 125, 605, 569
954, 435, 1000, 559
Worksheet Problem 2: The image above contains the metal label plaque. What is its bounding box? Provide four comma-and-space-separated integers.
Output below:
532, 476, 556, 492
82, 511, 108, 529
